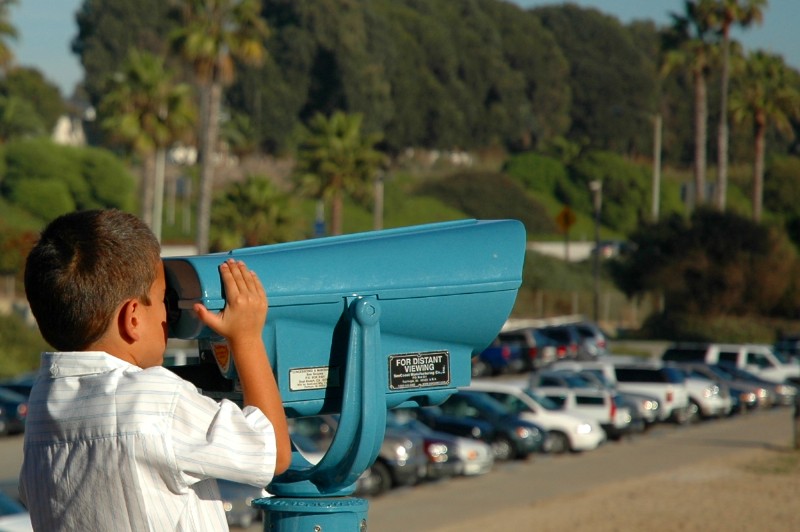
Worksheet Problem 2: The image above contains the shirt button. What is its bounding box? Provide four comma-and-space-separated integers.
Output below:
50, 365, 59, 377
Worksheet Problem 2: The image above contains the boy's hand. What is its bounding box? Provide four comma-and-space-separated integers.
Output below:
193, 259, 268, 341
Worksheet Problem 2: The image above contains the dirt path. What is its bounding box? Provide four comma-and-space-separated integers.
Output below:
368, 408, 800, 531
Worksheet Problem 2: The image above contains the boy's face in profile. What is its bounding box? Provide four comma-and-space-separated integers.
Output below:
135, 261, 168, 368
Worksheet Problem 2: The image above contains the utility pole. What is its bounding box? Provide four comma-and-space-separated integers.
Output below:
589, 180, 603, 323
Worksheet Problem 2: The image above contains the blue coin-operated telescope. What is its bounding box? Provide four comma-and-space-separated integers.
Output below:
163, 219, 525, 531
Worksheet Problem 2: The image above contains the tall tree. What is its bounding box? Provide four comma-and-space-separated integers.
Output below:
707, 0, 767, 210
730, 51, 800, 222
171, 0, 269, 254
98, 49, 196, 239
295, 111, 385, 236
73, 0, 174, 106
0, 0, 17, 72
663, 1, 718, 208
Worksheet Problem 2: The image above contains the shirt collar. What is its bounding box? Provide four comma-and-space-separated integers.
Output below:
39, 352, 138, 378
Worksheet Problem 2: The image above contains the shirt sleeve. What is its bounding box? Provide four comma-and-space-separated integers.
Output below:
169, 380, 277, 489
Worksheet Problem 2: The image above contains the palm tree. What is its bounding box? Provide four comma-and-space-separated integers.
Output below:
663, 1, 718, 209
211, 175, 305, 250
0, 0, 18, 72
171, 0, 269, 254
708, 0, 767, 210
295, 111, 385, 236
98, 49, 196, 240
730, 51, 800, 222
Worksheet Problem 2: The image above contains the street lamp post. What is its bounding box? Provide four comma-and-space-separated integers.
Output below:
589, 180, 603, 323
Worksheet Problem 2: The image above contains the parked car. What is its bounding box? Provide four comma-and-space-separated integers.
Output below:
472, 335, 528, 377
401, 391, 546, 461
571, 321, 610, 358
385, 410, 461, 483
0, 492, 32, 532
0, 387, 28, 436
467, 380, 605, 453
547, 360, 662, 427
670, 366, 733, 421
536, 325, 581, 360
217, 479, 264, 529
529, 370, 596, 389
672, 362, 762, 414
388, 410, 493, 478
612, 363, 692, 424
0, 373, 36, 398
289, 414, 428, 496
712, 363, 797, 407
661, 343, 800, 384
773, 334, 800, 363
524, 377, 632, 440
500, 328, 557, 370
290, 431, 380, 497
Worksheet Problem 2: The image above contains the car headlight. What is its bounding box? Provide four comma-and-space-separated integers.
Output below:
515, 427, 531, 439
426, 442, 449, 462
393, 443, 410, 464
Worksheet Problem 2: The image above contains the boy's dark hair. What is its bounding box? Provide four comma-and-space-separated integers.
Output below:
24, 209, 161, 351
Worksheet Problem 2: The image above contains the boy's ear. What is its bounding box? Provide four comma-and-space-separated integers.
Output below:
118, 299, 141, 343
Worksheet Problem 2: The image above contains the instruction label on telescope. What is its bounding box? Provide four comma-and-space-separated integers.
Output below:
388, 351, 450, 390
289, 366, 341, 391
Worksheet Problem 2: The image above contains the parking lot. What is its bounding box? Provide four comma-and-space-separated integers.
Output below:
1, 406, 795, 531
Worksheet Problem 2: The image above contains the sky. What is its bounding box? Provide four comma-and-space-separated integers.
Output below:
9, 1, 800, 97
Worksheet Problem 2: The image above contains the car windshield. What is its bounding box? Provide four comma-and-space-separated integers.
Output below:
719, 364, 762, 381
580, 369, 612, 388
461, 392, 512, 416
770, 349, 794, 364
523, 389, 560, 410
545, 371, 593, 388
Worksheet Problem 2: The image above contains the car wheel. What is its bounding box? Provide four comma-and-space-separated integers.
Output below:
687, 400, 702, 423
369, 460, 393, 496
547, 431, 570, 454
673, 405, 693, 425
238, 512, 254, 529
491, 435, 515, 461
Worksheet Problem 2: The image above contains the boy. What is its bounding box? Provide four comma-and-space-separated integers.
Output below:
20, 209, 290, 531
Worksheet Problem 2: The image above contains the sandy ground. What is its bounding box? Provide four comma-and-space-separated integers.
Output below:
433, 446, 800, 532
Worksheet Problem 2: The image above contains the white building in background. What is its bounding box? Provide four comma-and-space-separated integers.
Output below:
51, 115, 87, 146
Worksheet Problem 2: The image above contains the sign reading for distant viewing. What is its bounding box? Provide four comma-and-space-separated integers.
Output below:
388, 351, 451, 390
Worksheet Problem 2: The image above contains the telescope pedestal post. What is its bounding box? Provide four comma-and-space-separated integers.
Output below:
255, 297, 384, 531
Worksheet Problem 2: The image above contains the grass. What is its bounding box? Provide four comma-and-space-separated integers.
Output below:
741, 448, 800, 475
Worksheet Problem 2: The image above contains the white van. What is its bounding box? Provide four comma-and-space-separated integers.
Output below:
662, 343, 800, 384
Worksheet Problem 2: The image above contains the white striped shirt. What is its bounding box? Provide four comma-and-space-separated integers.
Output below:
19, 352, 277, 531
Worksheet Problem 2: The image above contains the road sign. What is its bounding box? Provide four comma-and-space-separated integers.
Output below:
556, 206, 576, 232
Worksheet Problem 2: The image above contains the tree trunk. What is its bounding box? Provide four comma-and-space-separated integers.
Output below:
152, 147, 167, 243
331, 189, 343, 236
141, 152, 156, 229
196, 81, 222, 254
693, 70, 708, 208
752, 114, 767, 223
330, 174, 345, 236
716, 26, 732, 210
